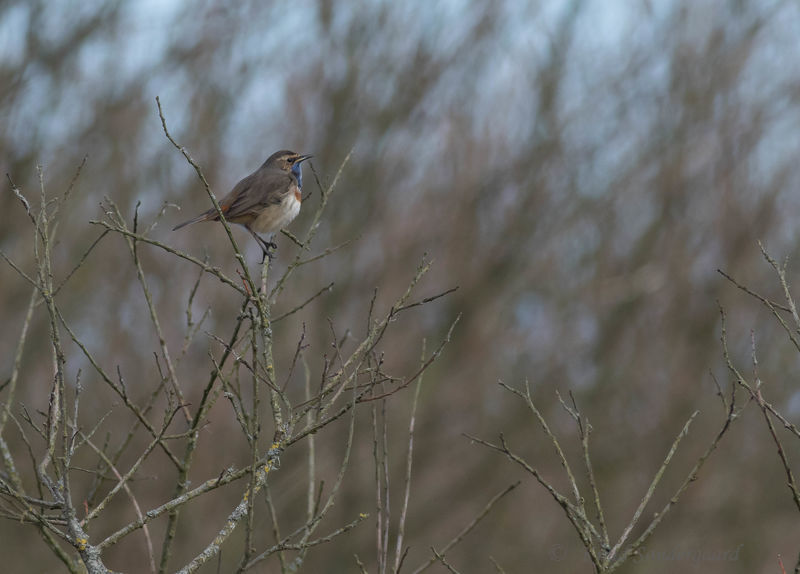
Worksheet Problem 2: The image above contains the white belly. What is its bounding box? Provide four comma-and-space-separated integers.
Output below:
250, 193, 301, 234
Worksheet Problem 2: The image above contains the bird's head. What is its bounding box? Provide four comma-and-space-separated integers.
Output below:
263, 150, 313, 185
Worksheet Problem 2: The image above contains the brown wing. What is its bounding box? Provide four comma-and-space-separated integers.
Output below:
217, 168, 293, 223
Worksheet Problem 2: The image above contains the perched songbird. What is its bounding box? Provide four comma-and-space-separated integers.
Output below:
173, 150, 313, 259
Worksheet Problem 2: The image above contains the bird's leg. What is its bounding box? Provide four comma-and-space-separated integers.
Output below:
246, 227, 276, 262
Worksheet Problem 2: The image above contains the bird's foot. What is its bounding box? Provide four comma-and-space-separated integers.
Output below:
251, 234, 277, 263
260, 246, 275, 264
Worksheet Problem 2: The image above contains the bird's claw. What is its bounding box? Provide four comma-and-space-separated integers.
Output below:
260, 246, 275, 263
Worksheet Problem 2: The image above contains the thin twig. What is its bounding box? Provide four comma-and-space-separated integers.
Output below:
410, 482, 519, 574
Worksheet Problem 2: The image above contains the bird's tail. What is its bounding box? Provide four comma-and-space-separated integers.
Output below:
172, 211, 212, 231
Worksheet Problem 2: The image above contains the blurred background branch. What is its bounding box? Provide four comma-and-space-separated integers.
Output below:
3, 0, 800, 571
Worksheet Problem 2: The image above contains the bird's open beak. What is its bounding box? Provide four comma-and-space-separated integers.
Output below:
296, 154, 313, 164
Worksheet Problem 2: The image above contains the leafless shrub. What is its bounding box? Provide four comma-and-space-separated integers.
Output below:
467, 380, 740, 573
0, 102, 463, 573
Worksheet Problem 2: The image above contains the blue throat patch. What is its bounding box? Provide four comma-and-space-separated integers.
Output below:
291, 163, 303, 188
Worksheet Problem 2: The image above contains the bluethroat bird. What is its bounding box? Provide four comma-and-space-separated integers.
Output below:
173, 150, 312, 259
